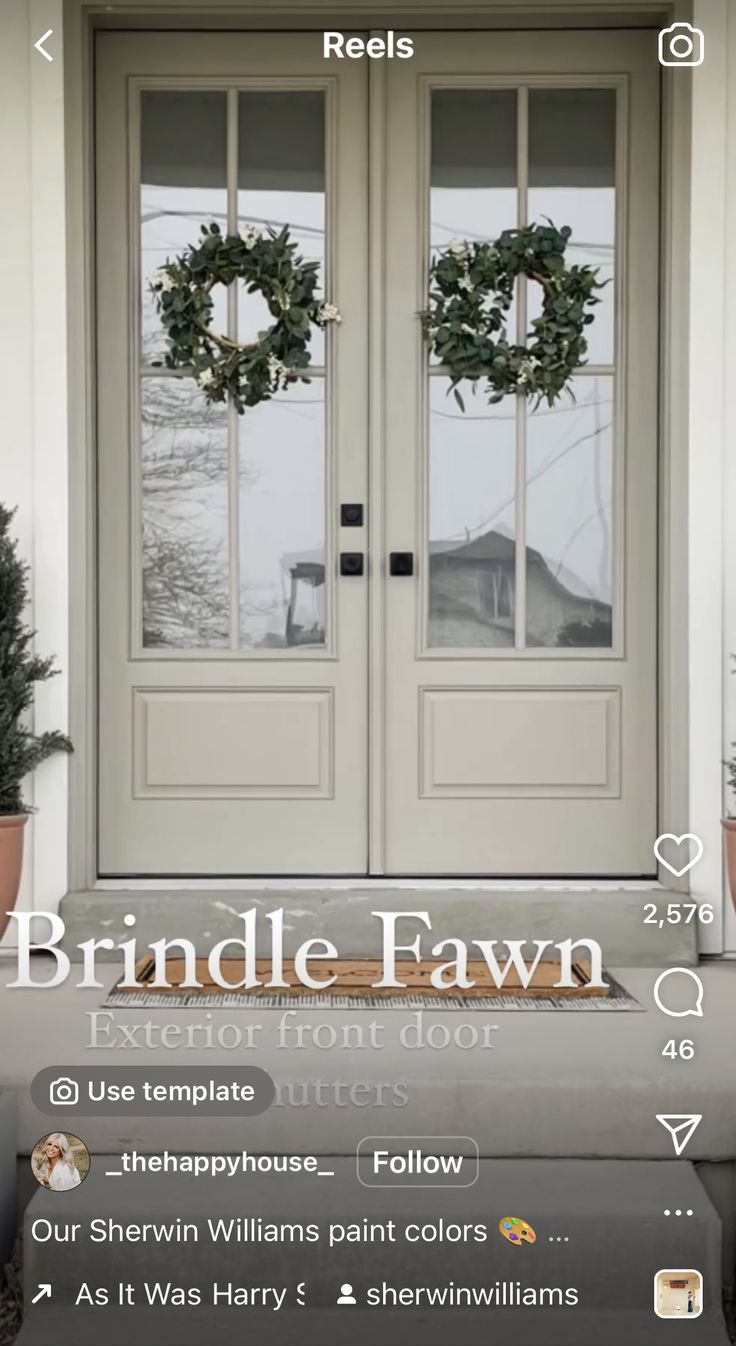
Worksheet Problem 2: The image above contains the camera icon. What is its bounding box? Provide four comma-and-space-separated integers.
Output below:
49, 1076, 78, 1107
658, 22, 704, 68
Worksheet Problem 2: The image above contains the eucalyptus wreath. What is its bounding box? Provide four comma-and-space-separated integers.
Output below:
421, 222, 604, 408
150, 222, 340, 413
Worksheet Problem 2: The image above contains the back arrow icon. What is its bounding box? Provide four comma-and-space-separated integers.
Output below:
34, 30, 54, 61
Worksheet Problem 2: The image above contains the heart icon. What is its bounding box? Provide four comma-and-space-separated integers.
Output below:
653, 833, 704, 877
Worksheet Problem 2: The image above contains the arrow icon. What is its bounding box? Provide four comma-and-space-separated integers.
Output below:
30, 1285, 51, 1304
34, 30, 54, 62
656, 1113, 703, 1157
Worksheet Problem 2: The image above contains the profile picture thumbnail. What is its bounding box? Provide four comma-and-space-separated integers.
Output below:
31, 1132, 90, 1192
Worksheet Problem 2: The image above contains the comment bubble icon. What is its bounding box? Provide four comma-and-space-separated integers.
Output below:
653, 968, 704, 1019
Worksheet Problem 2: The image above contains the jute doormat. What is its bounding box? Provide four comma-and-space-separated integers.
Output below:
104, 957, 639, 1010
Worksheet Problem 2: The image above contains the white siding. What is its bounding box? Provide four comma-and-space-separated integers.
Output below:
0, 0, 68, 942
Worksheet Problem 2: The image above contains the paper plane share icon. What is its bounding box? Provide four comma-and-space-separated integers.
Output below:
656, 1113, 703, 1156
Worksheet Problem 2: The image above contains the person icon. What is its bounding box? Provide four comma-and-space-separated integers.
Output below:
337, 1283, 356, 1305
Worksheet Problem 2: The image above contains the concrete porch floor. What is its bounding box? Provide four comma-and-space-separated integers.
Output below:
13, 1307, 734, 1345
0, 959, 732, 1159
15, 1159, 732, 1345
2, 958, 734, 1345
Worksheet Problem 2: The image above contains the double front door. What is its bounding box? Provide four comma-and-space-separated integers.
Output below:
96, 29, 659, 877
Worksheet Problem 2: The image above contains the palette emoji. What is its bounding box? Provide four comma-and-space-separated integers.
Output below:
498, 1216, 536, 1246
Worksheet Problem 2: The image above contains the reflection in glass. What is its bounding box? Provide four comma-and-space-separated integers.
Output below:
428, 381, 516, 647
141, 378, 229, 649
140, 92, 228, 365
238, 385, 326, 649
526, 377, 614, 648
528, 89, 616, 365
430, 91, 518, 353
430, 90, 517, 251
238, 92, 326, 362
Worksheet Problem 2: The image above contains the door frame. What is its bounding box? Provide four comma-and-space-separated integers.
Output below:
61, 4, 695, 911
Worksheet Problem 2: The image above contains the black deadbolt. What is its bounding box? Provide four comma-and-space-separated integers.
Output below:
389, 551, 414, 576
340, 552, 364, 577
340, 503, 364, 527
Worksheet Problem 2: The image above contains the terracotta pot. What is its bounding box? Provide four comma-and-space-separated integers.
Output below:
722, 819, 736, 913
0, 814, 29, 940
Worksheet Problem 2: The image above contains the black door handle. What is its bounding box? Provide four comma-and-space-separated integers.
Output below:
340, 503, 364, 527
389, 551, 414, 576
340, 552, 364, 577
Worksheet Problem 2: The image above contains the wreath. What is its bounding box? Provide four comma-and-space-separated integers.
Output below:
421, 222, 603, 408
150, 222, 340, 413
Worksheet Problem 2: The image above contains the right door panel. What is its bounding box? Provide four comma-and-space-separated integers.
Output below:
383, 32, 659, 875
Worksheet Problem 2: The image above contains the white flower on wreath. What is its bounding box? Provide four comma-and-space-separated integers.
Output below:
448, 240, 469, 260
153, 268, 177, 292
197, 367, 217, 390
317, 302, 341, 325
241, 225, 261, 251
267, 354, 290, 392
457, 274, 472, 292
517, 358, 535, 388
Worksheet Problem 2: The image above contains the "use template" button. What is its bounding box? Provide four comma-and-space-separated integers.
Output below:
357, 1135, 479, 1188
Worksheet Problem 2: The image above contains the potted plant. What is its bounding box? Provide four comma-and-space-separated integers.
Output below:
0, 504, 72, 938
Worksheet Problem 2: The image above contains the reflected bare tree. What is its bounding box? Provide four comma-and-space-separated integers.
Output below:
141, 376, 258, 648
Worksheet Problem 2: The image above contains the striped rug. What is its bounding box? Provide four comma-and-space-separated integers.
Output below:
104, 957, 639, 1011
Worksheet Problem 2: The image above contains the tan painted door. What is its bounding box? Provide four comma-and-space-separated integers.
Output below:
96, 34, 368, 874
382, 32, 659, 874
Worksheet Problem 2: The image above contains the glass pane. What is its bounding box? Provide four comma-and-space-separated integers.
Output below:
428, 380, 516, 648
238, 383, 326, 649
140, 92, 228, 366
238, 92, 326, 363
430, 91, 518, 361
430, 90, 517, 251
528, 89, 616, 366
141, 377, 229, 649
526, 376, 614, 648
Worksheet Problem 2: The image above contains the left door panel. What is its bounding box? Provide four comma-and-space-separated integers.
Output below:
96, 34, 369, 875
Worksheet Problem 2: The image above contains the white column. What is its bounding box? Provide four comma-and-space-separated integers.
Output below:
720, 0, 736, 950
0, 1, 69, 942
0, 3, 35, 940
29, 0, 70, 913
688, 0, 728, 952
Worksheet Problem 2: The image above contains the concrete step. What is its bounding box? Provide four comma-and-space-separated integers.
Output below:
59, 887, 699, 966
3, 963, 735, 1160
14, 1306, 733, 1345
21, 1162, 726, 1329
0, 1091, 16, 1264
